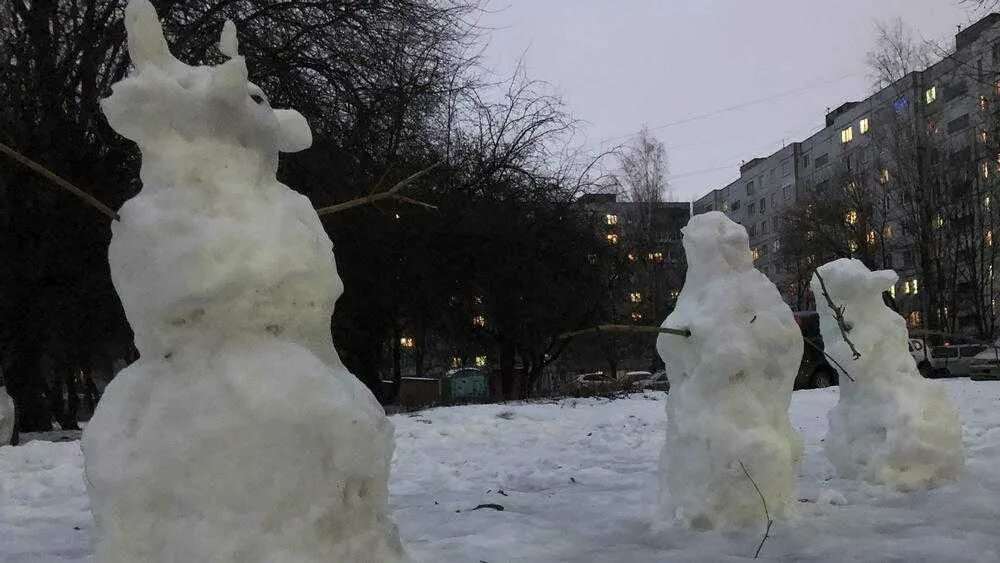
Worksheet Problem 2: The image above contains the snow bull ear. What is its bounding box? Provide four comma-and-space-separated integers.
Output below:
125, 0, 178, 70
869, 269, 899, 294
219, 20, 239, 59
275, 109, 312, 153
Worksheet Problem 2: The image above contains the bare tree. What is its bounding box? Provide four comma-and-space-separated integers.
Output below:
866, 18, 939, 91
618, 125, 669, 203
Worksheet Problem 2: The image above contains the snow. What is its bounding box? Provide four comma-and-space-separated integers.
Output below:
656, 211, 803, 530
812, 259, 964, 490
82, 1, 404, 561
3, 380, 1000, 562
0, 387, 13, 446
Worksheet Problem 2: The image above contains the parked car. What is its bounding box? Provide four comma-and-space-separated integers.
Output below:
969, 345, 1000, 381
793, 311, 838, 389
565, 372, 619, 394
909, 339, 987, 378
633, 370, 670, 392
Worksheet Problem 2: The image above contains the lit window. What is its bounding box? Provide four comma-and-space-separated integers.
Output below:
627, 252, 636, 262
841, 126, 854, 144
474, 355, 487, 367
927, 119, 938, 133
986, 195, 992, 210
866, 230, 877, 245
751, 247, 761, 261
981, 95, 990, 111
629, 291, 642, 303
670, 289, 680, 299
859, 117, 870, 134
630, 311, 644, 322
984, 161, 992, 179
400, 336, 415, 348
988, 230, 994, 246
605, 214, 618, 225
880, 168, 891, 184
472, 315, 486, 327
773, 240, 780, 251
649, 251, 664, 262
995, 79, 1000, 97
889, 284, 896, 298
884, 224, 894, 238
981, 130, 990, 144
933, 215, 944, 229
912, 278, 920, 294
908, 311, 923, 327
451, 356, 462, 368
849, 240, 859, 252
606, 233, 619, 245
925, 86, 937, 104
845, 210, 858, 225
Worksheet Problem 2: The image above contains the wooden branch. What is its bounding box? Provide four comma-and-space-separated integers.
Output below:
558, 324, 691, 340
0, 141, 120, 221
813, 269, 861, 360
739, 460, 773, 560
315, 161, 443, 217
802, 336, 855, 382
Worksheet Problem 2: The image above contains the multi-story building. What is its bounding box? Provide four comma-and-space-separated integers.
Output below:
694, 13, 1000, 338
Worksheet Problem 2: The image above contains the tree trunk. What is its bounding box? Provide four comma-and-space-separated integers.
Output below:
499, 340, 516, 400
7, 341, 52, 432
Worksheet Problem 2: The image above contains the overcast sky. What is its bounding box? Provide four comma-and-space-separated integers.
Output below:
481, 0, 983, 201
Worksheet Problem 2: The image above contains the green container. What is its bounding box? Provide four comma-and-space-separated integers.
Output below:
442, 368, 489, 403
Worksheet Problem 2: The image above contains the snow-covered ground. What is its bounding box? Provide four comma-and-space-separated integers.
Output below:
2, 380, 999, 562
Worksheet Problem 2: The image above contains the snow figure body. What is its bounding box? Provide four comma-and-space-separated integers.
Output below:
81, 2, 407, 561
656, 211, 802, 530
812, 259, 964, 490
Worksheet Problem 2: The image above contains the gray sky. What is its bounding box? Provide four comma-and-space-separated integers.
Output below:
481, 0, 982, 201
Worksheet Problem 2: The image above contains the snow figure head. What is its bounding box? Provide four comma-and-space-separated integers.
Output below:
656, 211, 802, 531
103, 0, 311, 183
811, 259, 964, 490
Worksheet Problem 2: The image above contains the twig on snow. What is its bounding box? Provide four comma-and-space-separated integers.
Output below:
813, 270, 861, 360
739, 460, 773, 560
0, 141, 120, 221
315, 161, 442, 216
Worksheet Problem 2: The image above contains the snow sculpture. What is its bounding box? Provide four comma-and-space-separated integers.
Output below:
0, 384, 13, 446
81, 2, 407, 561
656, 211, 802, 530
812, 259, 964, 490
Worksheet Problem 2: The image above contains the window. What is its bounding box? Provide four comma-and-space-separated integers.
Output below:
980, 96, 990, 112
649, 251, 664, 262
732, 200, 741, 211
888, 283, 896, 298
983, 161, 991, 179
986, 195, 992, 210
670, 289, 680, 299
746, 181, 755, 195
773, 240, 780, 252
908, 311, 923, 327
761, 220, 768, 234
749, 224, 757, 237
903, 250, 914, 267
760, 198, 766, 213
605, 214, 618, 225
606, 233, 619, 244
927, 119, 938, 134
782, 159, 791, 176
815, 153, 829, 167
904, 278, 920, 294
946, 114, 969, 134
879, 168, 891, 184
993, 41, 1000, 63
988, 230, 994, 246
845, 210, 858, 225
627, 252, 636, 262
924, 86, 937, 104
841, 126, 854, 144
472, 315, 486, 327
752, 247, 761, 261
981, 130, 990, 144
995, 79, 1000, 97
629, 291, 642, 303
770, 193, 776, 208
933, 215, 944, 229
748, 202, 756, 215
803, 154, 810, 168
859, 117, 870, 134
849, 240, 859, 253
884, 224, 894, 238
630, 311, 644, 322
400, 336, 415, 348
783, 186, 792, 199
451, 356, 462, 368
475, 355, 488, 367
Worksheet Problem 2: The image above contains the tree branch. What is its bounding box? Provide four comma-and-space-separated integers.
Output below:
315, 161, 442, 216
558, 324, 690, 340
739, 460, 773, 560
0, 141, 120, 221
813, 270, 861, 360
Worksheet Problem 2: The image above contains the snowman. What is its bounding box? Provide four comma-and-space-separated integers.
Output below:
812, 258, 964, 490
656, 211, 802, 530
82, 2, 408, 561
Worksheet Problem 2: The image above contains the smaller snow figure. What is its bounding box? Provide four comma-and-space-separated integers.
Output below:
657, 212, 802, 530
812, 259, 964, 490
0, 384, 13, 446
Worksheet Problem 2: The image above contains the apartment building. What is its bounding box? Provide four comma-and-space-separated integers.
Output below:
694, 13, 1000, 336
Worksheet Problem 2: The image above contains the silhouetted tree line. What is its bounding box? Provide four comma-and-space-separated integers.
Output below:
0, 0, 614, 430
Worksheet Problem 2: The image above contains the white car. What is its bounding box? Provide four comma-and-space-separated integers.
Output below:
632, 371, 670, 392
909, 339, 987, 378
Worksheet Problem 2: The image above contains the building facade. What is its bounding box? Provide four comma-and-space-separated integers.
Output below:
694, 13, 1000, 339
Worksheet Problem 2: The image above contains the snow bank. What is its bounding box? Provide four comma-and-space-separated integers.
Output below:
811, 259, 964, 490
656, 211, 803, 530
82, 2, 406, 561
0, 387, 13, 446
